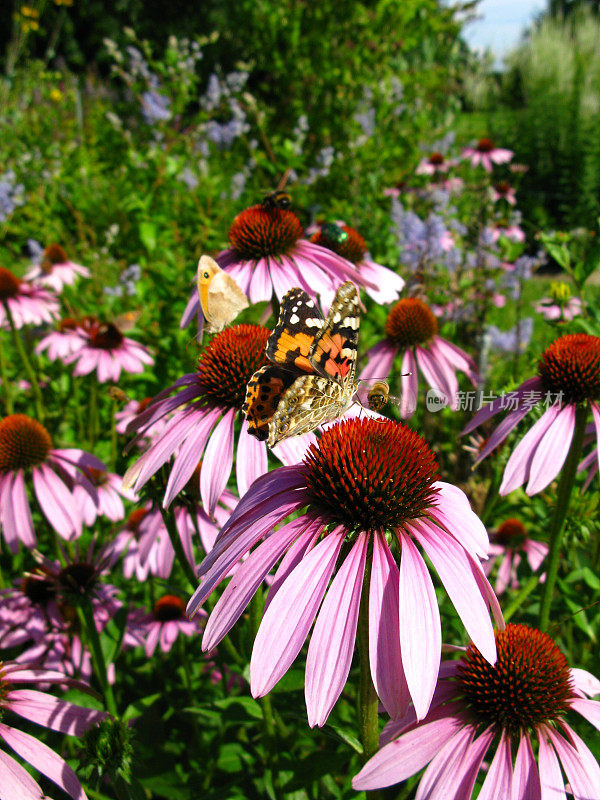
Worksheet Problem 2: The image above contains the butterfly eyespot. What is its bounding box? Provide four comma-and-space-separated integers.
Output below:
278, 421, 289, 433
203, 272, 210, 279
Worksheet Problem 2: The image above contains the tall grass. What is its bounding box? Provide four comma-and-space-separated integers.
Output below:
501, 9, 600, 229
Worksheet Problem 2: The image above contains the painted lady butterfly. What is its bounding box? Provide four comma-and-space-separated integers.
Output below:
243, 281, 361, 446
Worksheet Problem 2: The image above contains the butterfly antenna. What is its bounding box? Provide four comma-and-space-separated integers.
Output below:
276, 168, 292, 191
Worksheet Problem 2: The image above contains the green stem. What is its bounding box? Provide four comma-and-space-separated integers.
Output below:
504, 573, 539, 622
357, 558, 380, 769
5, 303, 44, 420
88, 379, 98, 447
110, 396, 118, 471
78, 599, 118, 717
159, 505, 198, 591
0, 329, 13, 413
538, 405, 588, 631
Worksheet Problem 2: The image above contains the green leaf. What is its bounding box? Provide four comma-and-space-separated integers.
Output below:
99, 606, 128, 665
122, 693, 162, 723
325, 723, 363, 754
139, 221, 157, 252
213, 696, 263, 720
217, 742, 246, 773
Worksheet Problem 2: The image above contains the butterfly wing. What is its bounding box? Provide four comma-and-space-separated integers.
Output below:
265, 288, 324, 374
205, 272, 249, 333
309, 281, 361, 384
243, 364, 297, 441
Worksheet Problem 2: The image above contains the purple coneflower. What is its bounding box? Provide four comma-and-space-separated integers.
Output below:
461, 138, 513, 172
485, 518, 548, 595
360, 298, 479, 417
64, 316, 154, 383
491, 223, 525, 243
0, 660, 105, 800
35, 317, 88, 363
189, 417, 502, 727
0, 266, 59, 329
181, 204, 379, 333
308, 221, 405, 304
534, 283, 582, 323
415, 151, 451, 176
25, 243, 90, 293
115, 396, 168, 446
0, 568, 61, 649
353, 624, 600, 798
133, 594, 204, 657
73, 467, 137, 526
0, 414, 105, 548
464, 333, 600, 495
124, 324, 306, 514
490, 180, 517, 205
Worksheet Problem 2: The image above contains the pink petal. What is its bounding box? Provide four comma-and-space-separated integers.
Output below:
10, 470, 36, 548
359, 340, 397, 381
236, 421, 268, 497
248, 257, 273, 303
203, 516, 310, 650
250, 530, 345, 697
410, 519, 496, 664
162, 410, 221, 506
32, 465, 80, 539
462, 376, 544, 436
570, 667, 600, 698
512, 733, 542, 800
401, 348, 418, 418
200, 408, 236, 515
305, 533, 368, 727
352, 715, 464, 791
7, 689, 104, 736
369, 532, 409, 719
545, 722, 600, 800
477, 732, 512, 800
0, 748, 44, 799
500, 406, 560, 495
398, 531, 441, 720
416, 345, 457, 409
433, 336, 478, 384
0, 722, 87, 800
263, 516, 323, 611
474, 403, 536, 465
526, 405, 575, 495
537, 726, 567, 800
591, 402, 600, 477
415, 723, 475, 800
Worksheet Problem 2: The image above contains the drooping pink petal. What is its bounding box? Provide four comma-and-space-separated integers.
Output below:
352, 715, 464, 791
409, 519, 496, 665
203, 516, 311, 650
523, 540, 548, 572
500, 406, 561, 496
248, 257, 273, 304
7, 690, 105, 736
414, 723, 475, 800
439, 726, 495, 800
474, 403, 537, 465
433, 336, 479, 384
495, 551, 514, 594
416, 345, 456, 408
537, 725, 567, 800
546, 722, 600, 800
10, 470, 36, 548
250, 530, 345, 698
263, 516, 323, 611
369, 532, 409, 719
32, 465, 80, 539
162, 409, 221, 506
236, 421, 268, 497
401, 348, 418, 417
200, 408, 236, 515
0, 748, 44, 799
590, 402, 600, 477
398, 530, 441, 720
462, 376, 544, 436
429, 481, 489, 559
477, 731, 512, 800
0, 723, 87, 800
359, 340, 397, 381
512, 733, 542, 800
305, 533, 368, 727
570, 667, 600, 698
526, 404, 575, 495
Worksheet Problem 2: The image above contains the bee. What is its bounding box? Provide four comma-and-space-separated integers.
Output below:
366, 380, 391, 412
262, 168, 292, 211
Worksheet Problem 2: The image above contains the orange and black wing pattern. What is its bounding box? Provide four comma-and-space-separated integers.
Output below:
243, 365, 297, 441
309, 282, 361, 384
265, 288, 324, 374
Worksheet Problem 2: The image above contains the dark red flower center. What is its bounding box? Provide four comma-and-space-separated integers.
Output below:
385, 298, 438, 348
41, 243, 69, 273
303, 418, 439, 533
0, 267, 21, 300
493, 518, 527, 548
0, 414, 52, 471
310, 223, 367, 264
89, 322, 124, 350
86, 467, 108, 486
538, 334, 600, 404
153, 594, 186, 621
429, 152, 445, 165
58, 317, 79, 331
21, 570, 56, 605
58, 562, 99, 597
127, 507, 148, 537
494, 181, 511, 195
456, 624, 574, 735
196, 324, 270, 410
476, 138, 495, 153
228, 205, 302, 259
137, 397, 153, 414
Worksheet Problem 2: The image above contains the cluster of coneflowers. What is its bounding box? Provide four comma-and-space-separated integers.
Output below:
0, 171, 598, 800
